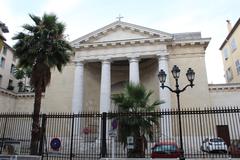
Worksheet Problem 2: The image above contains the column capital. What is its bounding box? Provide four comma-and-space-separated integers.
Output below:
101, 58, 112, 64
156, 49, 169, 57
73, 59, 85, 66
157, 53, 169, 61
128, 56, 140, 63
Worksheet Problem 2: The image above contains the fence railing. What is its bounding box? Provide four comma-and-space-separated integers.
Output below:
0, 107, 239, 159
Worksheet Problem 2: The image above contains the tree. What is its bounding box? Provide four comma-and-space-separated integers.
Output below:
111, 83, 163, 157
12, 13, 73, 154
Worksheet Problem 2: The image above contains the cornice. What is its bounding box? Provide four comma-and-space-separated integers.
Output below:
169, 38, 211, 48
73, 37, 211, 50
209, 83, 240, 92
74, 49, 168, 62
73, 37, 169, 49
0, 88, 44, 98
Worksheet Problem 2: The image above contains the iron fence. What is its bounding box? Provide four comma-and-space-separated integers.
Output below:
0, 107, 239, 159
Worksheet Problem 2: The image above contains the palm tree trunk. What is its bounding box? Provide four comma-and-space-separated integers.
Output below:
30, 83, 42, 155
133, 136, 145, 158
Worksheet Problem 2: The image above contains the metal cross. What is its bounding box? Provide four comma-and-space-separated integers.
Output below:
116, 14, 124, 21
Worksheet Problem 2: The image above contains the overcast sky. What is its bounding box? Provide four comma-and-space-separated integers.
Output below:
1, 0, 239, 83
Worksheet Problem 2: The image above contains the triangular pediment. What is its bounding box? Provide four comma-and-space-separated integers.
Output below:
71, 21, 173, 45
93, 27, 154, 42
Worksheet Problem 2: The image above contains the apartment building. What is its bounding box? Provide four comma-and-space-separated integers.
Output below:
0, 21, 18, 92
220, 18, 240, 83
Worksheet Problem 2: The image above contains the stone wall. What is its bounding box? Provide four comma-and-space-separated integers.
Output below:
209, 83, 240, 106
0, 89, 16, 112
168, 45, 211, 108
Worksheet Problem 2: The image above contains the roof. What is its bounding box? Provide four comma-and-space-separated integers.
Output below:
220, 18, 240, 50
71, 20, 173, 44
173, 32, 202, 41
71, 21, 210, 50
154, 141, 178, 146
0, 34, 6, 41
2, 41, 15, 52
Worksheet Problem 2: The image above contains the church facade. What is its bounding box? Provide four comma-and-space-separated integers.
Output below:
70, 20, 211, 114
0, 21, 240, 113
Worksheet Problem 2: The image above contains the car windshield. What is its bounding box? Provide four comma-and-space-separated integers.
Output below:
210, 138, 224, 142
154, 145, 177, 152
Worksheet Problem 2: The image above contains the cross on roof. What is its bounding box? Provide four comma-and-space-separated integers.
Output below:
116, 14, 124, 21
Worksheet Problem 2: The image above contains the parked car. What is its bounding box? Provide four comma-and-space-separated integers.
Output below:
229, 140, 240, 157
201, 137, 228, 153
151, 141, 182, 158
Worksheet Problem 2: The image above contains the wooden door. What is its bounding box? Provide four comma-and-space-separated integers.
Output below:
216, 125, 230, 146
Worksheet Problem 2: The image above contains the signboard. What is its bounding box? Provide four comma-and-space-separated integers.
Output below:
109, 119, 118, 137
50, 138, 61, 151
108, 130, 117, 137
111, 119, 118, 130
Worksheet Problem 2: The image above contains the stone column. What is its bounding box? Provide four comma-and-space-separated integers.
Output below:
100, 59, 111, 113
158, 54, 172, 138
99, 59, 111, 139
72, 60, 84, 137
72, 61, 84, 113
129, 57, 140, 84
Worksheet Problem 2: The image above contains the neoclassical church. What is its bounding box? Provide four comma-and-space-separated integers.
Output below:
1, 20, 240, 113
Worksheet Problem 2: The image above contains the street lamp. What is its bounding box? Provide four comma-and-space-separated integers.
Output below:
158, 65, 195, 159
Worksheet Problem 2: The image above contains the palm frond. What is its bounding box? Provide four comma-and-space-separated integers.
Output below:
29, 14, 41, 25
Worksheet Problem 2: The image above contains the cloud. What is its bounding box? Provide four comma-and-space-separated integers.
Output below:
0, 1, 25, 45
41, 0, 82, 15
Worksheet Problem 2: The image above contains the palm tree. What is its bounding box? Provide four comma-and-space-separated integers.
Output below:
12, 13, 73, 154
111, 83, 164, 157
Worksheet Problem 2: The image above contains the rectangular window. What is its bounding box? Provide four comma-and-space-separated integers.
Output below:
2, 45, 7, 55
226, 67, 233, 82
230, 38, 237, 52
235, 60, 240, 75
0, 57, 5, 68
7, 79, 14, 90
0, 75, 2, 87
8, 79, 13, 86
223, 48, 228, 60
10, 64, 15, 74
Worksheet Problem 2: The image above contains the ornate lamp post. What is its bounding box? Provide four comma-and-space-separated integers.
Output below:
158, 65, 195, 159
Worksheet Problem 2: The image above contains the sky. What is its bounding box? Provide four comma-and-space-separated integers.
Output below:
0, 0, 239, 84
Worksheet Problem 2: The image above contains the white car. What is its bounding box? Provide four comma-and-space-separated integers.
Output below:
201, 137, 228, 153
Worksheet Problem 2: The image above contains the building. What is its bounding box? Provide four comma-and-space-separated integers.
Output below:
220, 18, 240, 83
0, 21, 18, 92
0, 22, 19, 94
70, 20, 211, 114
0, 20, 240, 113
0, 42, 18, 91
0, 20, 240, 159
